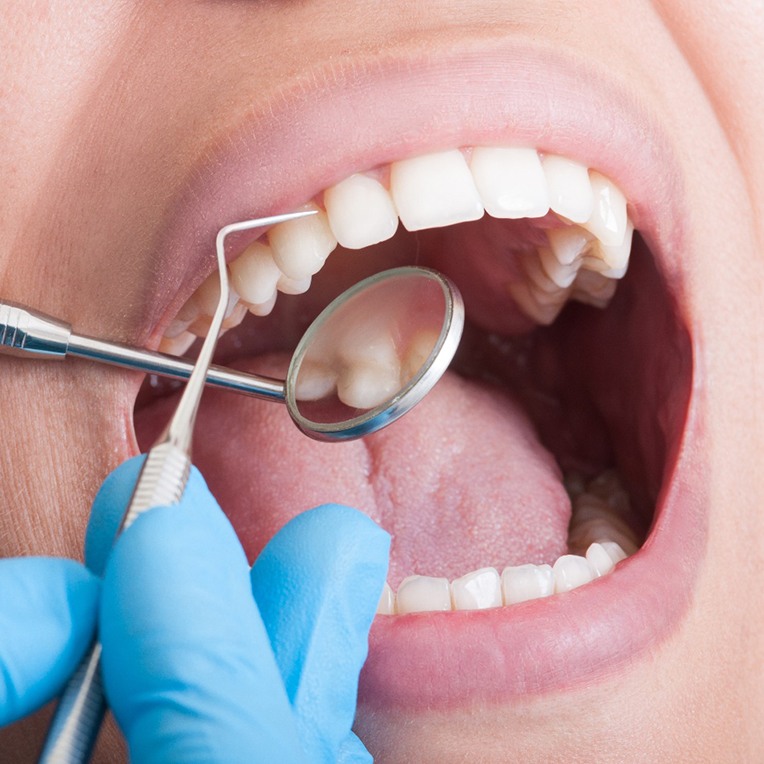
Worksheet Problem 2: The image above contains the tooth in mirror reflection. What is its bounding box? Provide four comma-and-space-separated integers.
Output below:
286, 266, 464, 441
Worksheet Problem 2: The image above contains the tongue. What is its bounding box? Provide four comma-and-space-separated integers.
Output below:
135, 362, 571, 587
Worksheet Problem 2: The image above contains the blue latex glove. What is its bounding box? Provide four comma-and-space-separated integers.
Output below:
0, 558, 99, 727
86, 456, 389, 764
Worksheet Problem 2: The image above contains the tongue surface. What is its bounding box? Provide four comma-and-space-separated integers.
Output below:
135, 362, 571, 587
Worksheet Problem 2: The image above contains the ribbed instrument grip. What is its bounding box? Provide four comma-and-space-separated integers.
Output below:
0, 303, 71, 357
38, 443, 191, 764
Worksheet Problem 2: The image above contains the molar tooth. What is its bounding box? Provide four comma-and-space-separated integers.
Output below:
583, 171, 628, 247
585, 542, 617, 577
324, 173, 399, 249
396, 575, 452, 614
294, 359, 337, 402
336, 361, 401, 409
390, 149, 484, 231
451, 567, 502, 611
570, 269, 617, 308
501, 563, 554, 605
268, 205, 337, 280
376, 582, 396, 615
230, 241, 282, 305
401, 329, 440, 384
553, 554, 595, 593
542, 155, 594, 224
470, 147, 549, 219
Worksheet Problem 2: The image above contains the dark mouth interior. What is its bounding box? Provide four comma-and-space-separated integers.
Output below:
135, 216, 693, 560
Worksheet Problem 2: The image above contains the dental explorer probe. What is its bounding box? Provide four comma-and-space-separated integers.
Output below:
37, 209, 317, 764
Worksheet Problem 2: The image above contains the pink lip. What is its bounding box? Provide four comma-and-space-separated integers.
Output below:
146, 34, 708, 708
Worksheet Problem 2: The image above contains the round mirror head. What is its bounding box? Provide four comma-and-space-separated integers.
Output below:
285, 266, 464, 441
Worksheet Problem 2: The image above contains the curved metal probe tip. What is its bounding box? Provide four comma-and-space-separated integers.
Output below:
164, 209, 317, 454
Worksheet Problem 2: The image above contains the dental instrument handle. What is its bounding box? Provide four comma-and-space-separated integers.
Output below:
38, 443, 191, 764
0, 301, 286, 401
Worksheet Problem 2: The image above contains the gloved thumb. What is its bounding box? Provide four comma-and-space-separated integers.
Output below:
251, 504, 390, 764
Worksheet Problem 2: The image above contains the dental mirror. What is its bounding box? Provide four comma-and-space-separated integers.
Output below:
0, 265, 463, 442
286, 266, 464, 441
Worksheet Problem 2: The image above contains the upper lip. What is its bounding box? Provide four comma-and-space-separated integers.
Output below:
136, 33, 707, 708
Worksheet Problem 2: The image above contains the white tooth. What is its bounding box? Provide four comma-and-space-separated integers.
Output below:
501, 563, 554, 605
230, 241, 282, 305
538, 247, 580, 288
268, 205, 337, 280
244, 292, 277, 317
507, 281, 565, 326
401, 329, 440, 384
592, 220, 634, 276
570, 269, 617, 308
553, 554, 595, 593
396, 575, 452, 614
469, 147, 550, 219
277, 273, 312, 295
324, 174, 399, 249
451, 567, 502, 610
542, 155, 594, 224
195, 271, 240, 318
221, 302, 247, 330
158, 331, 195, 356
546, 225, 592, 266
294, 359, 337, 401
390, 149, 484, 231
376, 582, 396, 615
583, 171, 628, 247
336, 361, 401, 409
585, 542, 616, 577
601, 541, 629, 564
164, 317, 193, 339
336, 323, 400, 368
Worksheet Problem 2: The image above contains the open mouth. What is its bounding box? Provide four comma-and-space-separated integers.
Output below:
130, 40, 703, 715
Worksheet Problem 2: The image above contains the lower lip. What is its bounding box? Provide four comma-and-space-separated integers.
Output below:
359, 390, 708, 709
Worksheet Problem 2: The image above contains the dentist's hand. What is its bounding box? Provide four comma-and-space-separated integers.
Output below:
86, 456, 389, 764
0, 558, 99, 727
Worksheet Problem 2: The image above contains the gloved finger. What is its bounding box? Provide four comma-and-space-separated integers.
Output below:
84, 454, 146, 575
250, 504, 389, 764
337, 731, 373, 764
99, 464, 305, 764
0, 558, 99, 726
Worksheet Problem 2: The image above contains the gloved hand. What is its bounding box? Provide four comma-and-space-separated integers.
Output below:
86, 455, 389, 764
0, 558, 99, 727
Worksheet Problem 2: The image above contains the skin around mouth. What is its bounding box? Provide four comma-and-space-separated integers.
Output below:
3, 2, 764, 761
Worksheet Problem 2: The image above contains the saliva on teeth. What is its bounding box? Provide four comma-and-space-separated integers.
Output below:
159, 143, 635, 356
376, 470, 635, 616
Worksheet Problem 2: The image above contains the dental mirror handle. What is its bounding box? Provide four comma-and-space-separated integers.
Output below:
0, 302, 286, 401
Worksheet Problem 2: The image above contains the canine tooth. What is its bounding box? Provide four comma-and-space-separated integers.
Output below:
158, 331, 195, 356
593, 221, 634, 276
268, 205, 337, 280
553, 555, 595, 593
230, 241, 282, 305
585, 542, 617, 577
336, 361, 401, 409
470, 147, 550, 219
390, 149, 484, 231
542, 155, 594, 224
324, 173, 399, 249
583, 171, 628, 247
538, 247, 580, 289
396, 575, 452, 614
277, 273, 312, 295
547, 225, 592, 266
501, 563, 554, 605
376, 582, 396, 615
451, 567, 502, 610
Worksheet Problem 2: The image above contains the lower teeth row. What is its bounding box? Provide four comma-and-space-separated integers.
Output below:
377, 470, 638, 616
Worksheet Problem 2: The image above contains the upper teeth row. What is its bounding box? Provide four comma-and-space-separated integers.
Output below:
161, 145, 634, 355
